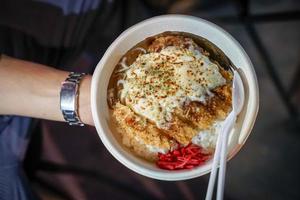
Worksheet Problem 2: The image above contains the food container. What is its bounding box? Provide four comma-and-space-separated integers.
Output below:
91, 15, 259, 181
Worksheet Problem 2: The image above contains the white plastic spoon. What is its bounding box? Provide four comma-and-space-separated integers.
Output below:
206, 70, 245, 200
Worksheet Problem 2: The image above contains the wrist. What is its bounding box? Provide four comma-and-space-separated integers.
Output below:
77, 75, 94, 126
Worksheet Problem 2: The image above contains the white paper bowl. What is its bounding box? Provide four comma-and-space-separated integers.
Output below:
91, 15, 259, 181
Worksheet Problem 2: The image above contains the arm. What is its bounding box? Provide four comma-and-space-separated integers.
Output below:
0, 55, 94, 126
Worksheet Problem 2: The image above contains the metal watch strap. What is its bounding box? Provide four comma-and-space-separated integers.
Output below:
60, 72, 86, 126
66, 72, 85, 83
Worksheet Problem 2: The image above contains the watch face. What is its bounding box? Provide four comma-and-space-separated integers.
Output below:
60, 81, 78, 112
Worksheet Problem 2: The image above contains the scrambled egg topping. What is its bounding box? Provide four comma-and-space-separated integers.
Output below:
119, 45, 226, 129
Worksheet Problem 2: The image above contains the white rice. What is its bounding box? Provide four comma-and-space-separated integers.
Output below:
192, 121, 223, 149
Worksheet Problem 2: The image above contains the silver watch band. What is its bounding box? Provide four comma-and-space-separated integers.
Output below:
60, 72, 86, 126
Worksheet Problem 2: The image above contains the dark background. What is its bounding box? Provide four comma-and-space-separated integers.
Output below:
1, 0, 300, 199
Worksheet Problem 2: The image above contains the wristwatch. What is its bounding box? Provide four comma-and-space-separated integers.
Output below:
60, 72, 86, 126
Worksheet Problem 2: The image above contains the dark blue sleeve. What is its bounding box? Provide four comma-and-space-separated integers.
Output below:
0, 116, 35, 200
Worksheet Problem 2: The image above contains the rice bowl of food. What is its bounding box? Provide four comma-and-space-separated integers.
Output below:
91, 15, 259, 180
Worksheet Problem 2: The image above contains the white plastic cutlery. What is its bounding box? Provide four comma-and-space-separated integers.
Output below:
206, 70, 245, 200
